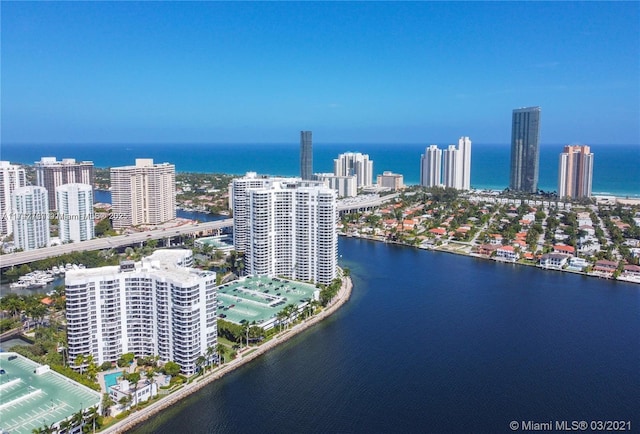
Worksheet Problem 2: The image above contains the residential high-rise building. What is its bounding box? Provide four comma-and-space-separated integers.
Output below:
233, 177, 338, 284
420, 145, 442, 188
65, 250, 216, 375
510, 107, 541, 193
421, 137, 471, 190
458, 136, 472, 190
230, 172, 294, 254
334, 152, 373, 188
300, 131, 313, 180
0, 161, 26, 236
12, 186, 50, 251
442, 145, 462, 189
110, 159, 176, 229
35, 157, 94, 210
377, 171, 404, 191
558, 145, 594, 199
56, 183, 95, 243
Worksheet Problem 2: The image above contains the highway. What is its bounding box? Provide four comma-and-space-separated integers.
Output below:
0, 219, 233, 269
1, 194, 397, 269
337, 193, 399, 213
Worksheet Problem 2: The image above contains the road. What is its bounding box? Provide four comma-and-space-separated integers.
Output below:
0, 219, 233, 269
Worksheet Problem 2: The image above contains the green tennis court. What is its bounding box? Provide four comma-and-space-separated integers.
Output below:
0, 353, 101, 434
217, 276, 318, 329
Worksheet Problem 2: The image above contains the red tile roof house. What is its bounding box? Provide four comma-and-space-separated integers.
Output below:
593, 260, 618, 277
622, 264, 640, 278
477, 244, 500, 256
490, 234, 503, 245
496, 245, 519, 262
519, 219, 532, 228
553, 244, 575, 256
539, 253, 570, 269
429, 227, 447, 238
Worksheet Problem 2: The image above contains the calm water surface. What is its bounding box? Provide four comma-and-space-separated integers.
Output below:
132, 238, 639, 434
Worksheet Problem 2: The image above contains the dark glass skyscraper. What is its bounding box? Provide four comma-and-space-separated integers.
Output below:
510, 107, 541, 193
300, 130, 313, 180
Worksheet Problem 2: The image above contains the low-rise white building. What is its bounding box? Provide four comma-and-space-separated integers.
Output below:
109, 379, 158, 415
496, 245, 518, 262
314, 173, 357, 197
540, 253, 570, 269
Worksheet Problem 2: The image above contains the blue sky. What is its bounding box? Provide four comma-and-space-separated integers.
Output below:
2, 1, 639, 145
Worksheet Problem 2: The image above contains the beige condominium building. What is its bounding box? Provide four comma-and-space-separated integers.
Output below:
110, 158, 176, 229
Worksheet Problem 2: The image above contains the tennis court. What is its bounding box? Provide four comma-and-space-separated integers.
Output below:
0, 353, 101, 434
217, 276, 318, 329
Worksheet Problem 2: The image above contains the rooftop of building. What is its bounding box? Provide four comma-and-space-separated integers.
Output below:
65, 249, 214, 284
217, 276, 317, 327
0, 353, 101, 434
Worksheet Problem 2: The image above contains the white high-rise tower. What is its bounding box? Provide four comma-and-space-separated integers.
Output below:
420, 145, 442, 188
12, 186, 50, 250
0, 161, 26, 236
334, 152, 373, 188
56, 183, 95, 243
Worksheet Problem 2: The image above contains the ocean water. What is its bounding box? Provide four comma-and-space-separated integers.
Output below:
132, 238, 640, 433
2, 142, 639, 197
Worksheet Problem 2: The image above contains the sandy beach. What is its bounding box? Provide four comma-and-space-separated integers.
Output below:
101, 275, 353, 434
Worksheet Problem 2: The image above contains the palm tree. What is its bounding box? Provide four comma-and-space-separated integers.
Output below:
58, 418, 72, 434
206, 346, 215, 370
285, 303, 297, 328
118, 395, 131, 410
101, 393, 114, 417
216, 343, 226, 366
71, 408, 84, 430
276, 309, 288, 332
74, 354, 86, 375
195, 355, 206, 375
85, 406, 100, 432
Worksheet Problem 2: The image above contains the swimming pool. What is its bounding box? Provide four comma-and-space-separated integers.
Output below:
104, 372, 122, 389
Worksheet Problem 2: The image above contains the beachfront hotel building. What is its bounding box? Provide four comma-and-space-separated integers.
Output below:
110, 159, 176, 229
558, 145, 594, 199
231, 174, 338, 285
65, 250, 217, 376
35, 157, 94, 210
420, 137, 472, 190
510, 107, 541, 193
0, 161, 26, 236
56, 183, 95, 243
314, 173, 357, 197
334, 152, 374, 188
377, 171, 405, 191
300, 130, 313, 180
11, 186, 50, 251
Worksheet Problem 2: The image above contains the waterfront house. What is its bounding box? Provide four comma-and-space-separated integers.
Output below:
496, 245, 518, 262
568, 257, 589, 271
622, 264, 640, 279
593, 260, 618, 277
477, 244, 500, 256
539, 253, 570, 269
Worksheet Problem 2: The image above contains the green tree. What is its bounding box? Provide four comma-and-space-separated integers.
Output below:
163, 361, 181, 376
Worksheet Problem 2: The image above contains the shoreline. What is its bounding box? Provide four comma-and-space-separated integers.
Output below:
344, 234, 640, 285
102, 275, 353, 434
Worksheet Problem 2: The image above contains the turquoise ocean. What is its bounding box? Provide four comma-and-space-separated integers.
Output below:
1, 142, 639, 197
